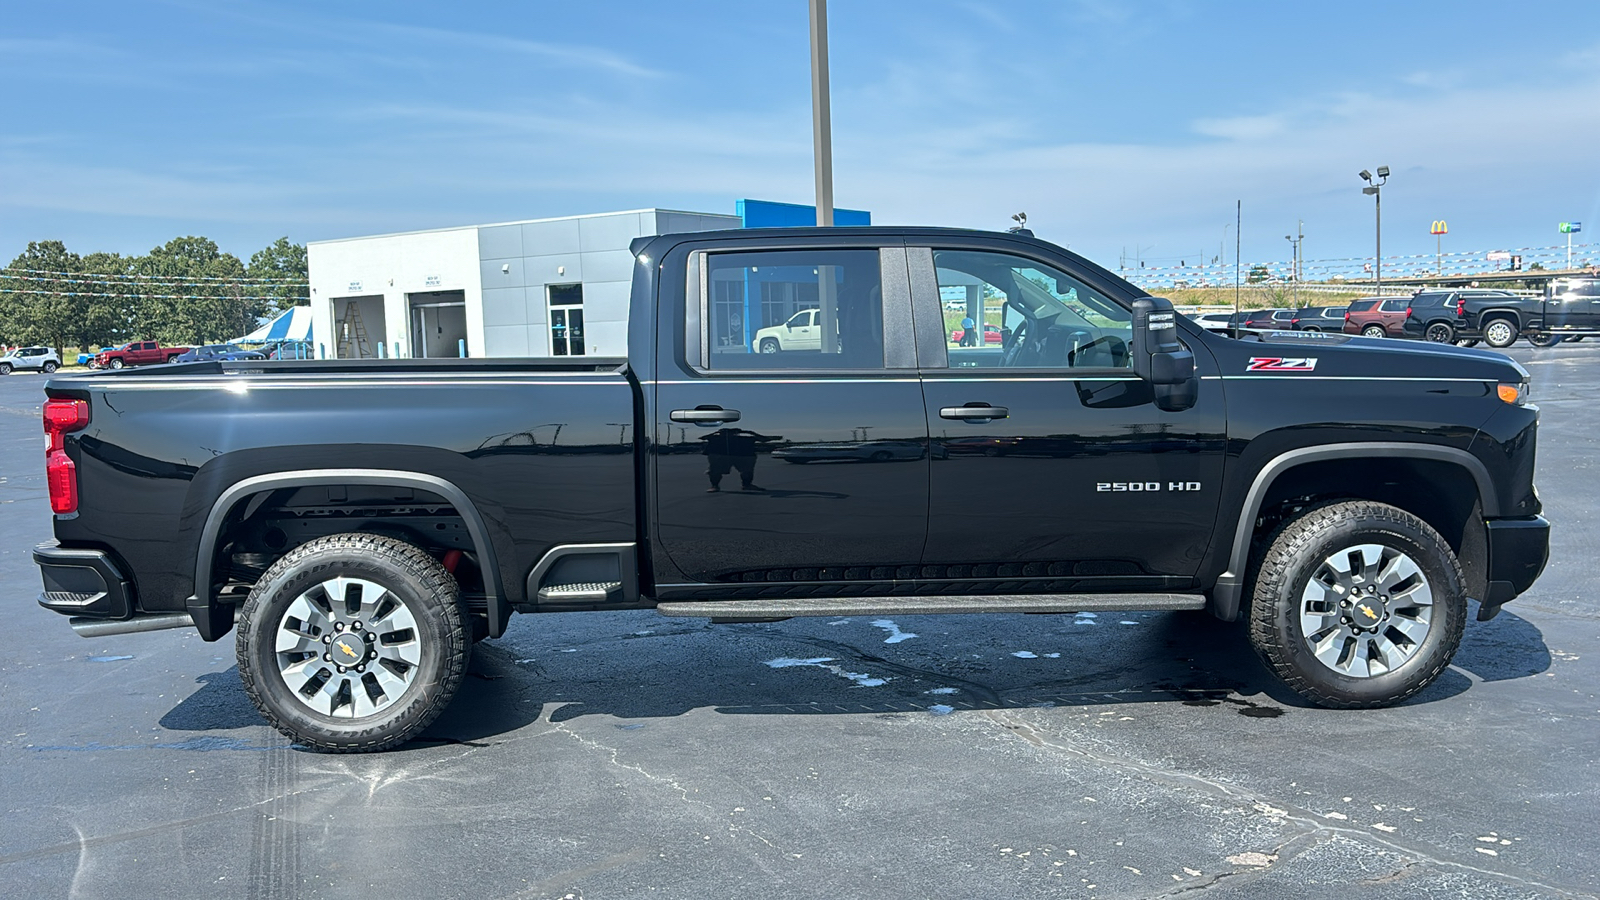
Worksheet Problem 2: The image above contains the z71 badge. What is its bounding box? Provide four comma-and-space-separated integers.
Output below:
1247, 357, 1318, 372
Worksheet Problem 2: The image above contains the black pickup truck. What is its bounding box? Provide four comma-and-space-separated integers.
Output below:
35, 227, 1549, 751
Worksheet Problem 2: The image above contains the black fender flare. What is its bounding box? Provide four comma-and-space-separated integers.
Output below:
1209, 442, 1499, 621
188, 469, 505, 641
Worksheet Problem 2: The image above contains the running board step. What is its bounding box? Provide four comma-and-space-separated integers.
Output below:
538, 581, 624, 603
657, 593, 1206, 621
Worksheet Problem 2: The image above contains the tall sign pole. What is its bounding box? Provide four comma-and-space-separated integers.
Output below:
1431, 220, 1448, 277
809, 0, 835, 227
1561, 222, 1581, 269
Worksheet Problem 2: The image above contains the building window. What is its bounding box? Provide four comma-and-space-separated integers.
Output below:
548, 284, 584, 356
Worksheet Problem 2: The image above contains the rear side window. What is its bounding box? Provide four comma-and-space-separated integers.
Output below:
1348, 299, 1378, 312
1412, 294, 1447, 308
1380, 299, 1409, 312
705, 249, 884, 370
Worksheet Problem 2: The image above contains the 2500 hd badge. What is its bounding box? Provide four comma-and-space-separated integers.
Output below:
1096, 481, 1204, 492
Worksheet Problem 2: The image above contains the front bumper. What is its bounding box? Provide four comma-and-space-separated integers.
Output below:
34, 543, 132, 620
1479, 516, 1550, 620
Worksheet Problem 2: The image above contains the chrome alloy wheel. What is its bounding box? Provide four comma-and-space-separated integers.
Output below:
1484, 320, 1515, 347
273, 577, 422, 717
1299, 543, 1434, 678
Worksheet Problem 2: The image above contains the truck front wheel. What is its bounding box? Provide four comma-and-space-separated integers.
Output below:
1248, 501, 1465, 709
1482, 319, 1517, 348
759, 338, 780, 354
236, 533, 471, 752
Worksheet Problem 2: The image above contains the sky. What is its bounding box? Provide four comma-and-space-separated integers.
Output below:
3, 0, 1599, 276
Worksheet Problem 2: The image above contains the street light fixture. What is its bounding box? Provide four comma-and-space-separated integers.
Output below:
1359, 167, 1389, 293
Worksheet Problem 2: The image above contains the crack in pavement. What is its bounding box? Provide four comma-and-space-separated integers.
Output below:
544, 710, 780, 855
981, 709, 1595, 899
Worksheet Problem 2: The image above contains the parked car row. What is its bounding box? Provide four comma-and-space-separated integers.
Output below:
1186, 278, 1600, 349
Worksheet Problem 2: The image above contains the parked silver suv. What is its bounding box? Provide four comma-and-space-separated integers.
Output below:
0, 346, 62, 375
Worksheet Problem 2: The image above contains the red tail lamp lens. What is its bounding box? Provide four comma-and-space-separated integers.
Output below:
43, 399, 89, 514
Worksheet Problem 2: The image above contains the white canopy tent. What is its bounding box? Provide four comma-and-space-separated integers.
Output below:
238, 305, 318, 345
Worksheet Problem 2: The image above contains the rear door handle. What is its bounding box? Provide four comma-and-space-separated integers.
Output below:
940, 405, 1009, 420
671, 406, 741, 424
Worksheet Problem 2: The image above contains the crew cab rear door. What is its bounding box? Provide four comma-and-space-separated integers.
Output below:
650, 238, 930, 589
907, 241, 1227, 584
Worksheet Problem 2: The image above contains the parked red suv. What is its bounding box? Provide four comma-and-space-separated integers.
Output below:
1342, 297, 1412, 338
92, 340, 191, 369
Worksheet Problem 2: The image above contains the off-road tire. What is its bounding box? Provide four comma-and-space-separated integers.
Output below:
236, 533, 470, 752
1424, 322, 1455, 343
1248, 501, 1466, 709
1482, 318, 1518, 349
1361, 325, 1386, 339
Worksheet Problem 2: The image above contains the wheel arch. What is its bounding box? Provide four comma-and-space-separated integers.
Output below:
1210, 443, 1498, 621
190, 469, 504, 642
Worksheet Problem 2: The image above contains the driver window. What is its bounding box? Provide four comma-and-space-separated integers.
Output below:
932, 250, 1132, 370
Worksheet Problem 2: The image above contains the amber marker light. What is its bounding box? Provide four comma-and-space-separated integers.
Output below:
1497, 383, 1527, 405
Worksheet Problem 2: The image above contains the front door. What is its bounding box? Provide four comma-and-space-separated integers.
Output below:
652, 243, 931, 593
909, 244, 1227, 590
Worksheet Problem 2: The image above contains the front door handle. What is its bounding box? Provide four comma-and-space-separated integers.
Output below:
940, 404, 1009, 420
671, 406, 742, 424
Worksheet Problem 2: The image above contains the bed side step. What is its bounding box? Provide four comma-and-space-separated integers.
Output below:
657, 593, 1205, 621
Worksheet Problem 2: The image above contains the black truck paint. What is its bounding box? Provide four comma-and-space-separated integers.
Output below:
34, 227, 1550, 745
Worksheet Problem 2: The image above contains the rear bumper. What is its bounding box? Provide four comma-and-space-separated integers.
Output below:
1479, 516, 1550, 620
34, 543, 132, 620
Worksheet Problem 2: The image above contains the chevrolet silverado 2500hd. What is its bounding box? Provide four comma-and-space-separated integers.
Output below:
35, 226, 1549, 751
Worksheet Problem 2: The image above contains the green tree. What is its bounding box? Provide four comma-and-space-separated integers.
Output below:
133, 236, 252, 344
0, 241, 89, 357
248, 237, 309, 315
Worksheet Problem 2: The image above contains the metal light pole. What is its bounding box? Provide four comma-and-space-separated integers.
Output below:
1286, 220, 1299, 305
1360, 167, 1389, 293
809, 0, 834, 227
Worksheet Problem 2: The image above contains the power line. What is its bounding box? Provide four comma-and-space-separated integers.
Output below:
2, 288, 306, 301
0, 272, 307, 289
1, 266, 306, 284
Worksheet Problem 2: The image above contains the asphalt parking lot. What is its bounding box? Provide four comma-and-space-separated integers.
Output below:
1, 347, 1596, 900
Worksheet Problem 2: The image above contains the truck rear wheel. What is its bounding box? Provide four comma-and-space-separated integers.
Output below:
236, 533, 470, 752
1247, 501, 1465, 709
1424, 322, 1454, 343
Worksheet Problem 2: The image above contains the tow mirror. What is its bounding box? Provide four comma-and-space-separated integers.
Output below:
1131, 297, 1197, 411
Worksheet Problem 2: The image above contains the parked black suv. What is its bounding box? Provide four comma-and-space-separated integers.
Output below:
1401, 289, 1536, 348
1288, 305, 1349, 332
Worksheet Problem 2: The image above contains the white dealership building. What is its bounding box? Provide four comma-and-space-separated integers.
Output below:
307, 200, 871, 360
306, 208, 741, 360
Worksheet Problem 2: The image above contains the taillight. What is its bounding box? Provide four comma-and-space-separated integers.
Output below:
1456, 298, 1465, 315
1344, 311, 1351, 320
1405, 307, 1413, 318
43, 398, 89, 514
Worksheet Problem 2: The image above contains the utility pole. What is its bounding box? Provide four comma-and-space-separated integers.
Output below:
1233, 201, 1241, 334
809, 0, 834, 227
